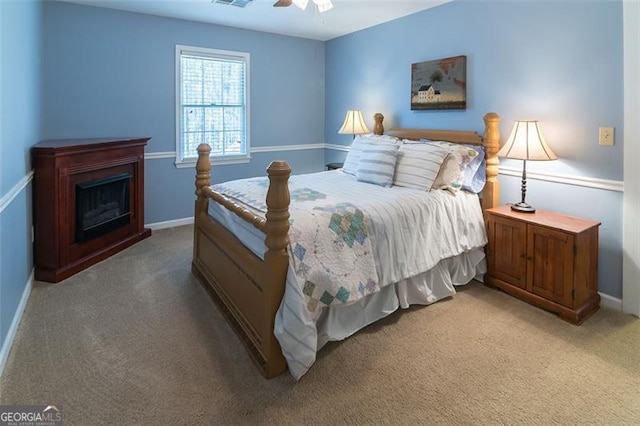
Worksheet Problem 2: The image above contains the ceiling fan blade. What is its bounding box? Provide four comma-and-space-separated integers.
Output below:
273, 0, 292, 6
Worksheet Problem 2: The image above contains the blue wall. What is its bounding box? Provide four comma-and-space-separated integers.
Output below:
42, 1, 326, 224
325, 0, 624, 297
0, 0, 40, 358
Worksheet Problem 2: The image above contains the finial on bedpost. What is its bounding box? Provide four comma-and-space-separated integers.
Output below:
195, 143, 211, 194
482, 112, 500, 211
195, 144, 211, 215
373, 113, 384, 135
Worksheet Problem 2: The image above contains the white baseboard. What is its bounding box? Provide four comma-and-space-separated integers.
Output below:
145, 217, 194, 230
599, 292, 622, 312
0, 270, 33, 379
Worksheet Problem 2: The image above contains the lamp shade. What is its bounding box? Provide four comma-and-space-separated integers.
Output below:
338, 110, 369, 135
498, 120, 558, 161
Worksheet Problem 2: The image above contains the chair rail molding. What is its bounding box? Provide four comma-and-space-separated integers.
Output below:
499, 166, 623, 193
0, 171, 34, 215
251, 143, 325, 153
324, 143, 350, 152
145, 151, 175, 160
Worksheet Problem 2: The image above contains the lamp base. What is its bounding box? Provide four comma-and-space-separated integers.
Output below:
510, 202, 536, 213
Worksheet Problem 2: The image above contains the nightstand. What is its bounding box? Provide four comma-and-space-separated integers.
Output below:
326, 162, 343, 171
485, 205, 600, 324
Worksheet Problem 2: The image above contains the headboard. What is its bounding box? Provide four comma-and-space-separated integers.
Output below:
371, 112, 501, 211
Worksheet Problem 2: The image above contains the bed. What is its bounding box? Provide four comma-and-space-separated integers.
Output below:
192, 112, 501, 379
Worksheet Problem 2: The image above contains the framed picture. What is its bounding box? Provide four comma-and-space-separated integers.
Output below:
411, 55, 467, 111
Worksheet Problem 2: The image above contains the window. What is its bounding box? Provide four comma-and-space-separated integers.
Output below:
175, 45, 250, 167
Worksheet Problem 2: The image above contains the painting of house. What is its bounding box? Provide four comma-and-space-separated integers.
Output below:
411, 55, 466, 110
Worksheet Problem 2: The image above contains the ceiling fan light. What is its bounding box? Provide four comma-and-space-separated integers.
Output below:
313, 0, 333, 13
292, 0, 309, 10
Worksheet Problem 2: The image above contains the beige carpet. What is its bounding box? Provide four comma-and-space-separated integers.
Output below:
1, 225, 639, 425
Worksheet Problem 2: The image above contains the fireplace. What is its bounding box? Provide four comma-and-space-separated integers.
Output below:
75, 173, 132, 243
32, 137, 152, 283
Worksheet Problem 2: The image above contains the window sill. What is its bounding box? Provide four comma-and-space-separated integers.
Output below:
175, 156, 251, 168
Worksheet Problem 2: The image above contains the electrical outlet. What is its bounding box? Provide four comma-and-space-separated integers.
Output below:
599, 127, 614, 146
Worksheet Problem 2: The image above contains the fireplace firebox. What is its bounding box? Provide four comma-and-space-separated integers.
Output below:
75, 173, 132, 243
32, 137, 152, 283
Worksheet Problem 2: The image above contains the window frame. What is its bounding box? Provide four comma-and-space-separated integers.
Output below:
175, 44, 251, 168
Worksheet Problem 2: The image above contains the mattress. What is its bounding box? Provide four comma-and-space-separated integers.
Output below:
208, 170, 488, 379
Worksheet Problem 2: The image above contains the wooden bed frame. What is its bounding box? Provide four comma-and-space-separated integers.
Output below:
192, 112, 501, 378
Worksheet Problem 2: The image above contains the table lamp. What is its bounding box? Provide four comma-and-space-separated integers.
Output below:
498, 120, 557, 213
338, 110, 369, 139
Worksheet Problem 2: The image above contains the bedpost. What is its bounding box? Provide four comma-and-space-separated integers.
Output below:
263, 160, 291, 378
482, 112, 501, 211
195, 144, 212, 217
193, 144, 212, 285
265, 161, 291, 259
373, 113, 384, 135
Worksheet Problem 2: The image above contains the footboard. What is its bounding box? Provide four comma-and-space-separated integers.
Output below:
191, 144, 291, 378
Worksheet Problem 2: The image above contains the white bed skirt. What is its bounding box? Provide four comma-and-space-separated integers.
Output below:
276, 247, 486, 380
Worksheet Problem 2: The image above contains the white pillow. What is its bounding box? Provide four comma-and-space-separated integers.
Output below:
422, 140, 482, 193
393, 143, 450, 191
355, 144, 400, 187
342, 134, 399, 175
433, 150, 466, 193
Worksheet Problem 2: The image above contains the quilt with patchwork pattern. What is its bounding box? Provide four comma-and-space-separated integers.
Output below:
212, 177, 380, 313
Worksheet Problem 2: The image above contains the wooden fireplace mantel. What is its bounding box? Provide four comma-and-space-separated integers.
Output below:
32, 137, 152, 283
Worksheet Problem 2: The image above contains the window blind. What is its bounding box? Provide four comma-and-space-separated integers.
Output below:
176, 46, 249, 163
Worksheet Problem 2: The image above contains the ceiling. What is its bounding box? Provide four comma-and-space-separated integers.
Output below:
58, 0, 452, 41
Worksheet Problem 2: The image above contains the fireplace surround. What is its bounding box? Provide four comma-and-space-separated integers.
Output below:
32, 137, 152, 283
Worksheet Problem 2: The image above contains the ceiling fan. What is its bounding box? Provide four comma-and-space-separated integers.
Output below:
273, 0, 333, 13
